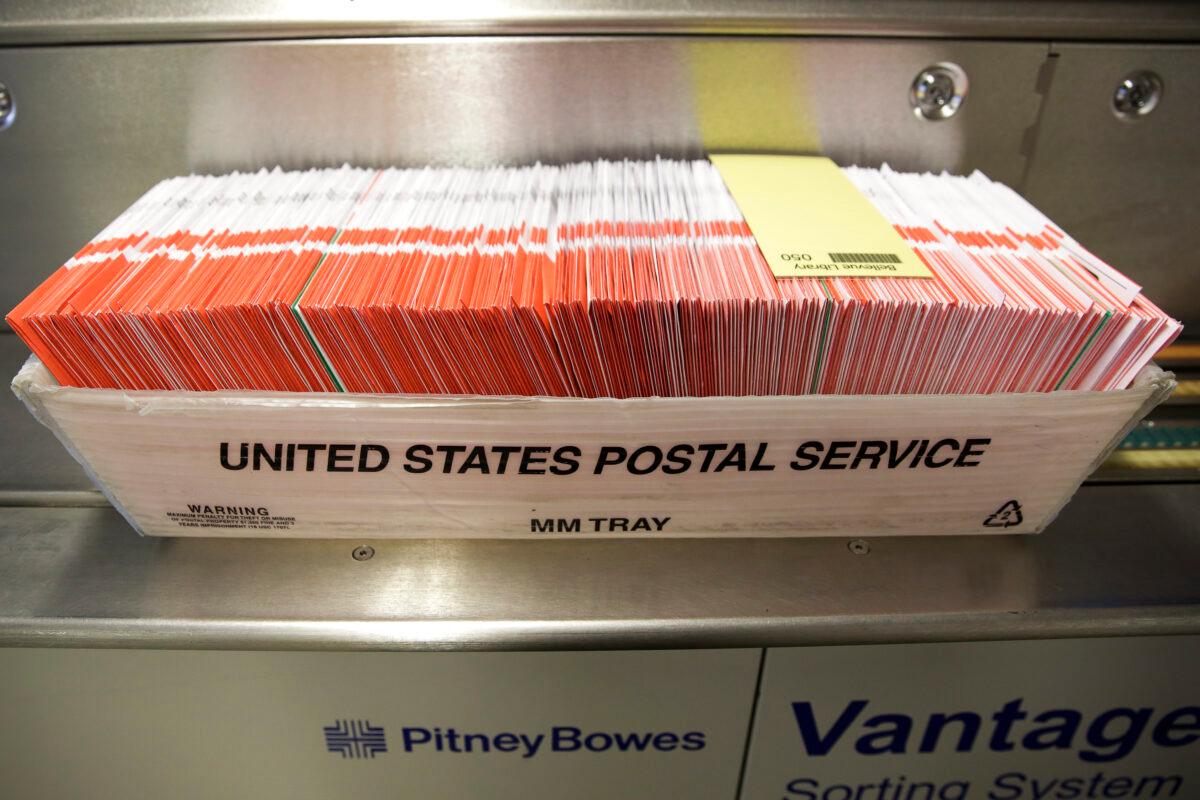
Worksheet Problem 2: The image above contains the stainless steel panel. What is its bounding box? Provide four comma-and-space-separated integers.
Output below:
0, 484, 1197, 651
0, 36, 1048, 321
0, 334, 91, 492
0, 648, 759, 800
1023, 44, 1200, 328
745, 638, 1200, 796
2, 0, 1199, 44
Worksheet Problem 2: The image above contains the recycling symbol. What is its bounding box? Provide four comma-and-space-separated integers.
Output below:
983, 500, 1023, 528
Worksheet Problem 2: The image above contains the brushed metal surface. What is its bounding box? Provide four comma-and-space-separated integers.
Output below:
2, 0, 1199, 44
0, 32, 1197, 654
1023, 44, 1200, 330
0, 36, 1047, 321
0, 648, 759, 800
0, 484, 1197, 650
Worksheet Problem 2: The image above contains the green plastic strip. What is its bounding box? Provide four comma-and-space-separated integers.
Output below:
809, 279, 835, 393
1054, 310, 1111, 390
290, 228, 346, 392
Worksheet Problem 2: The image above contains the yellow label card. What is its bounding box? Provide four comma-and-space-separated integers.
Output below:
710, 154, 932, 279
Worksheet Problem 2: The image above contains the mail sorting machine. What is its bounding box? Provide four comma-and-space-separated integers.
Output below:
0, 4, 1198, 799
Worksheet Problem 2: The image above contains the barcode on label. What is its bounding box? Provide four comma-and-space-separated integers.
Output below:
828, 252, 902, 264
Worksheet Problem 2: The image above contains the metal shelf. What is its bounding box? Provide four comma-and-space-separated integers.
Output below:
1, 484, 1197, 651
3, 336, 1198, 652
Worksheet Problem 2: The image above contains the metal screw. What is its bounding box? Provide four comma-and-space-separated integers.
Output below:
910, 63, 968, 121
351, 544, 375, 561
0, 83, 15, 131
1112, 71, 1163, 120
847, 539, 871, 556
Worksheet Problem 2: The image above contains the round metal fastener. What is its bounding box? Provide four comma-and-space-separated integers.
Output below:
1112, 71, 1163, 120
847, 539, 871, 556
351, 544, 375, 561
0, 83, 15, 131
910, 63, 968, 121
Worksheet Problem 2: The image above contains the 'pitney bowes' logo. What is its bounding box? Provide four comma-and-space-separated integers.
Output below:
324, 720, 387, 759
322, 721, 706, 759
